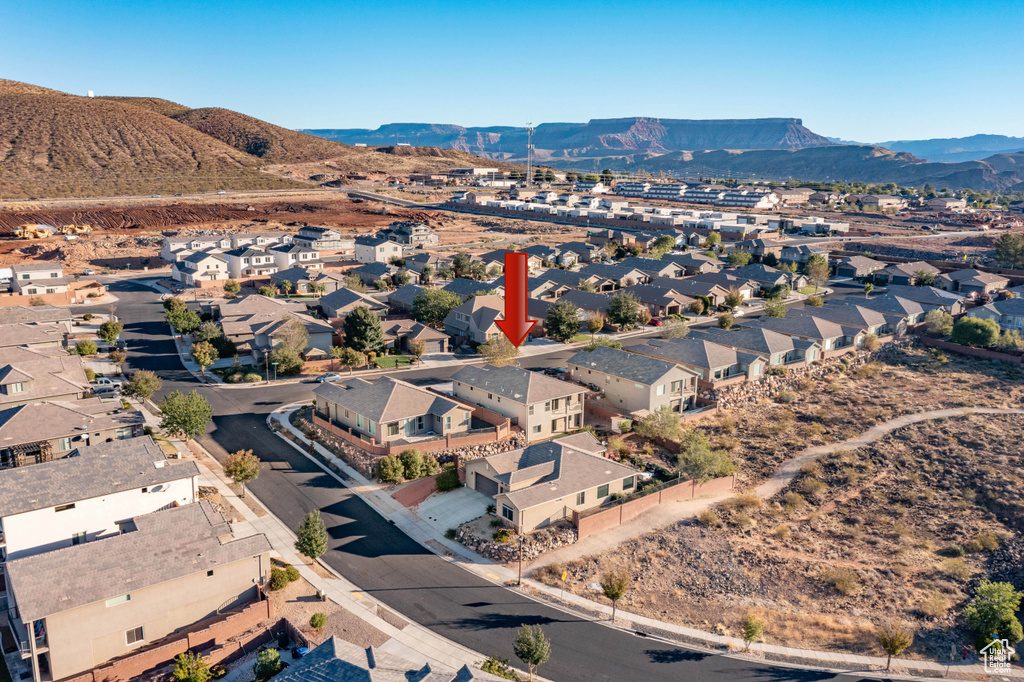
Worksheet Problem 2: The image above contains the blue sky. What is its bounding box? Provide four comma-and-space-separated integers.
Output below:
3, 0, 1022, 141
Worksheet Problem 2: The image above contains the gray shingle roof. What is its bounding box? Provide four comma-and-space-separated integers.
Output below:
883, 285, 965, 307
730, 263, 788, 284
791, 303, 889, 328
319, 288, 386, 313
558, 290, 613, 313
387, 284, 426, 307
0, 346, 89, 407
452, 365, 584, 404
313, 377, 463, 423
442, 278, 493, 297
273, 636, 480, 682
754, 315, 847, 341
578, 263, 646, 282
5, 501, 271, 622
0, 306, 71, 325
628, 337, 762, 370
696, 327, 813, 355
567, 346, 679, 385
845, 295, 925, 317
0, 436, 198, 517
0, 399, 144, 447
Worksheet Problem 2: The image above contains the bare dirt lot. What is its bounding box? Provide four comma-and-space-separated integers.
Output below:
538, 349, 1024, 659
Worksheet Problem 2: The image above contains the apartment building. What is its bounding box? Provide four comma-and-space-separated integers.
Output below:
567, 345, 697, 415
452, 365, 585, 442
643, 183, 688, 201
615, 181, 651, 197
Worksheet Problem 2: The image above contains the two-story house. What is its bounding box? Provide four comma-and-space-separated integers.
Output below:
222, 246, 279, 278
355, 236, 403, 264
376, 221, 439, 246
567, 345, 697, 415
452, 365, 586, 441
0, 347, 89, 409
171, 251, 228, 286
293, 226, 352, 251
443, 295, 505, 345
11, 263, 68, 296
270, 243, 323, 272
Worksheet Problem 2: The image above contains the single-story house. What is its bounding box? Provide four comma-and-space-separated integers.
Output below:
934, 269, 1009, 296
696, 327, 821, 367
387, 283, 427, 313
882, 285, 967, 315
381, 318, 450, 354
875, 261, 940, 286
755, 315, 864, 357
627, 337, 767, 388
619, 285, 695, 318
0, 346, 90, 409
318, 287, 388, 319
966, 298, 1024, 332
835, 256, 887, 280
662, 252, 723, 275
442, 277, 495, 301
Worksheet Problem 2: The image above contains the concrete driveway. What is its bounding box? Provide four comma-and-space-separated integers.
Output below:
414, 486, 492, 534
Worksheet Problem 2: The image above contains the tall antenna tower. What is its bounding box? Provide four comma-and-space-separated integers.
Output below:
526, 124, 534, 187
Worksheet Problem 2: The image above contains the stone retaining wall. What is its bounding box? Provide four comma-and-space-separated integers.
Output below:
456, 522, 578, 564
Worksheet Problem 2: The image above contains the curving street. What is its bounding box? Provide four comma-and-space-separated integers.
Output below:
106, 278, 886, 682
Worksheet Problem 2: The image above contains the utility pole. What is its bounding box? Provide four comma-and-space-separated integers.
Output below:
526, 124, 534, 188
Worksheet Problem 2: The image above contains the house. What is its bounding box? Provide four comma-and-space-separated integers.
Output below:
0, 436, 198, 561
647, 277, 730, 306
810, 191, 841, 204
846, 295, 927, 324
272, 636, 484, 682
271, 243, 323, 272
883, 285, 967, 315
799, 219, 849, 235
0, 346, 89, 409
616, 181, 652, 197
269, 266, 324, 294
875, 261, 940, 286
966, 298, 1024, 332
925, 197, 967, 211
690, 272, 758, 300
354, 236, 403, 264
4, 502, 270, 682
0, 398, 145, 470
534, 268, 614, 292
567, 346, 697, 415
617, 257, 684, 279
755, 315, 864, 357
0, 322, 68, 351
629, 337, 767, 387
773, 187, 815, 205
0, 306, 71, 327
11, 263, 69, 296
387, 284, 427, 313
477, 249, 540, 273
731, 263, 806, 291
557, 290, 614, 320
718, 190, 779, 210
467, 433, 637, 532
521, 244, 573, 266
779, 244, 829, 268
791, 303, 905, 339
572, 180, 608, 194
376, 221, 439, 246
222, 246, 278, 278
160, 235, 232, 261
662, 252, 723, 275
578, 263, 650, 288
835, 256, 887, 279
861, 195, 907, 211
403, 252, 451, 277
293, 226, 353, 251
442, 277, 495, 302
696, 327, 821, 367
733, 239, 784, 262
452, 365, 586, 442
381, 319, 449, 354
491, 275, 568, 300
558, 241, 603, 263
171, 251, 228, 285
443, 295, 504, 345
230, 232, 292, 249
643, 183, 688, 201
216, 295, 334, 359
349, 262, 399, 286
313, 377, 472, 445
317, 288, 387, 320
620, 284, 695, 317
935, 269, 1009, 296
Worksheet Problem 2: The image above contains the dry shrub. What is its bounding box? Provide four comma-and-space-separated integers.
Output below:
772, 524, 792, 539
726, 493, 762, 512
917, 592, 950, 618
798, 477, 827, 498
782, 491, 805, 510
718, 414, 737, 435
730, 512, 755, 530
964, 532, 999, 553
939, 558, 972, 581
698, 509, 723, 528
821, 567, 863, 596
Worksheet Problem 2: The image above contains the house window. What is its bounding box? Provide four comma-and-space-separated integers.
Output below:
55, 503, 76, 512
116, 427, 133, 440
388, 423, 399, 437
126, 626, 145, 646
368, 421, 376, 435
622, 476, 635, 489
671, 380, 682, 393
532, 425, 541, 434
552, 399, 560, 410
502, 504, 514, 521
417, 416, 424, 430
656, 384, 665, 396
598, 484, 609, 498
445, 416, 452, 430
544, 401, 551, 411
357, 415, 364, 428
58, 437, 72, 451
106, 594, 130, 607
72, 531, 87, 545
529, 405, 534, 415
576, 491, 586, 505
207, 570, 215, 577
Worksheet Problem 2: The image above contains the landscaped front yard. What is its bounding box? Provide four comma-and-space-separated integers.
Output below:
373, 354, 414, 368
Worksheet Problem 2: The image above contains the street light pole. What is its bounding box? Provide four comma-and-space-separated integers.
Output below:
517, 535, 524, 586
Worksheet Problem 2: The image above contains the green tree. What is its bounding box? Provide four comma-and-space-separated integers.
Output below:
728, 250, 752, 267
224, 449, 261, 498
599, 570, 631, 623
512, 624, 551, 682
377, 455, 404, 483
437, 265, 454, 280
420, 263, 435, 283
191, 340, 219, 371
122, 369, 162, 400
763, 299, 787, 318
994, 232, 1024, 269
453, 252, 472, 277
253, 648, 283, 682
876, 621, 914, 671
163, 296, 186, 312
412, 289, 463, 327
338, 347, 365, 374
223, 279, 241, 296
275, 318, 310, 355
806, 295, 824, 307
257, 285, 276, 297
718, 312, 734, 329
545, 300, 582, 342
805, 254, 830, 293
479, 336, 519, 367
634, 405, 683, 441
762, 252, 779, 267
197, 321, 222, 342
469, 261, 487, 280
74, 339, 98, 356
159, 390, 213, 441
923, 309, 954, 336
996, 329, 1024, 351
742, 613, 766, 652
399, 448, 425, 479
343, 274, 368, 293
310, 613, 326, 631
600, 168, 614, 184
724, 288, 744, 309
677, 429, 734, 482
650, 234, 675, 259
394, 270, 412, 287
279, 279, 292, 296
951, 317, 1000, 347
342, 306, 385, 352
965, 580, 1024, 650
913, 269, 936, 286
269, 347, 304, 375
98, 320, 123, 345
607, 292, 641, 329
863, 282, 874, 298
705, 232, 721, 248
578, 280, 597, 293
172, 651, 211, 682
310, 281, 326, 295
329, 345, 345, 370
295, 509, 329, 560
662, 319, 689, 339
167, 307, 201, 334
409, 339, 427, 363
585, 314, 605, 338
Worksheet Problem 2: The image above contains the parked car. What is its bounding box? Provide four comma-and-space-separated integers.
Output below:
216, 190, 227, 195
648, 317, 663, 326
543, 367, 568, 377
114, 338, 128, 350
93, 385, 121, 397
82, 268, 95, 275
150, 195, 161, 198
93, 376, 125, 387
586, 383, 601, 392
316, 373, 342, 383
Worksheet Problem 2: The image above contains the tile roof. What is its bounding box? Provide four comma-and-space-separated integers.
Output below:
567, 346, 682, 385
0, 399, 144, 447
313, 377, 463, 423
0, 322, 66, 348
5, 501, 271, 622
0, 346, 89, 407
0, 436, 198, 517
452, 365, 584, 404
0, 306, 71, 325
273, 636, 479, 682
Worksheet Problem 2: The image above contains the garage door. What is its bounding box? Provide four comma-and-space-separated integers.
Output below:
474, 473, 499, 497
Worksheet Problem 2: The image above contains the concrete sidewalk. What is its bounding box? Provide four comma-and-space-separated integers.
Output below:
273, 404, 1024, 680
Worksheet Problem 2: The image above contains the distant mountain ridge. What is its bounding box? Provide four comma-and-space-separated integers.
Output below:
877, 134, 1024, 163
302, 117, 834, 161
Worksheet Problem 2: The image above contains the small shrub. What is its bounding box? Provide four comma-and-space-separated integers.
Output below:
730, 511, 755, 530
772, 524, 792, 539
918, 592, 950, 618
310, 613, 326, 630
941, 544, 966, 558
965, 532, 1000, 552
490, 518, 503, 528
434, 464, 462, 492
74, 339, 98, 356
940, 558, 972, 581
243, 372, 262, 383
84, 367, 97, 381
284, 564, 300, 582
377, 455, 405, 483
607, 436, 630, 457
268, 567, 290, 591
480, 656, 518, 680
399, 448, 425, 479
776, 390, 796, 404
798, 477, 827, 497
83, 313, 93, 321
486, 504, 496, 515
492, 528, 513, 543
697, 509, 723, 528
821, 567, 862, 596
444, 528, 457, 540
729, 493, 762, 511
782, 491, 805, 509
718, 414, 737, 434
423, 456, 441, 476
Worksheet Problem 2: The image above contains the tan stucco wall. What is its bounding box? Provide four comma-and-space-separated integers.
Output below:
568, 364, 695, 414
497, 473, 638, 531
453, 382, 585, 442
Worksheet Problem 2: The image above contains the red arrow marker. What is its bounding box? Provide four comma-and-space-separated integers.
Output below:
495, 251, 537, 347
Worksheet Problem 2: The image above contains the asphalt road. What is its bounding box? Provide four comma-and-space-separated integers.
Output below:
104, 279, 885, 682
